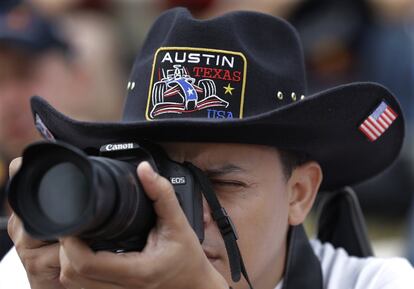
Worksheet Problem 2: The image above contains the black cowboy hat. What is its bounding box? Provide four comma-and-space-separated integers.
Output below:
30, 7, 404, 191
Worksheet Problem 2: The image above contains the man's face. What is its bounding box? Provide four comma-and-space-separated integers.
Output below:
163, 143, 292, 289
0, 47, 40, 159
0, 46, 81, 159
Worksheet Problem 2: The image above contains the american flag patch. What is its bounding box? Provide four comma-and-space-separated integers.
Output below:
359, 101, 398, 142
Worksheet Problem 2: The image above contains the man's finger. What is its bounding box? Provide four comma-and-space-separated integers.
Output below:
137, 161, 187, 227
9, 157, 22, 177
59, 243, 123, 289
59, 237, 144, 283
21, 243, 60, 276
7, 213, 49, 249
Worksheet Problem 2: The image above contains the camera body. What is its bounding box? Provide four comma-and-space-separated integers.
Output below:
8, 141, 204, 252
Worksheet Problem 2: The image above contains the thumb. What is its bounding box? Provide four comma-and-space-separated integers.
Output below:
137, 161, 187, 228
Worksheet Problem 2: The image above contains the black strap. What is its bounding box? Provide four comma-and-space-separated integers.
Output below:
185, 162, 254, 289
316, 187, 374, 257
282, 225, 323, 289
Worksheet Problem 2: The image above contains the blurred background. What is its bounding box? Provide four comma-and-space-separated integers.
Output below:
0, 0, 413, 265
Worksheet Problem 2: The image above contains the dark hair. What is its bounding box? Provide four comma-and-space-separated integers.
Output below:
278, 150, 311, 180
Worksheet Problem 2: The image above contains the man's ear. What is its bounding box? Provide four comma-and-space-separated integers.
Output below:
287, 161, 322, 226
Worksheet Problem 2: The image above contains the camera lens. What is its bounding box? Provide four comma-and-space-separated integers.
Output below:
7, 142, 156, 251
38, 162, 89, 226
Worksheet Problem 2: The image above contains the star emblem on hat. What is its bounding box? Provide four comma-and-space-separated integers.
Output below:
223, 83, 235, 95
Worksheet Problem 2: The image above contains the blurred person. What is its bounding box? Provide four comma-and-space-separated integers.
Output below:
0, 2, 69, 159
0, 1, 68, 260
26, 0, 125, 122
1, 7, 414, 289
0, 1, 125, 260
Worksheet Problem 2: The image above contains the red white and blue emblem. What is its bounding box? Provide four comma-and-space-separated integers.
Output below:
359, 101, 398, 142
145, 47, 247, 120
35, 114, 55, 141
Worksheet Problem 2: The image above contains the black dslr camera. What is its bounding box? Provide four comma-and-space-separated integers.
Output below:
7, 141, 204, 252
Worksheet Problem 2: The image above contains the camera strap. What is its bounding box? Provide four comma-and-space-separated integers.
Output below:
185, 162, 254, 289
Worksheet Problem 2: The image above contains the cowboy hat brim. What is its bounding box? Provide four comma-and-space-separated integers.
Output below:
30, 82, 404, 191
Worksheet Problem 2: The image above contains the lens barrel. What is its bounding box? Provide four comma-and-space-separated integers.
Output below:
8, 142, 156, 251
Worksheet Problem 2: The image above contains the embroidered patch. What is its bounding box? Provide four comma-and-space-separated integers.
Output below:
145, 47, 247, 120
358, 101, 398, 142
35, 114, 55, 141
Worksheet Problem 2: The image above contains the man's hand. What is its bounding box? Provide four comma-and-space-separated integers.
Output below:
7, 158, 65, 289
58, 161, 229, 289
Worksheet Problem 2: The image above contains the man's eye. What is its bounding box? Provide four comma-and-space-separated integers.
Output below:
211, 180, 246, 188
